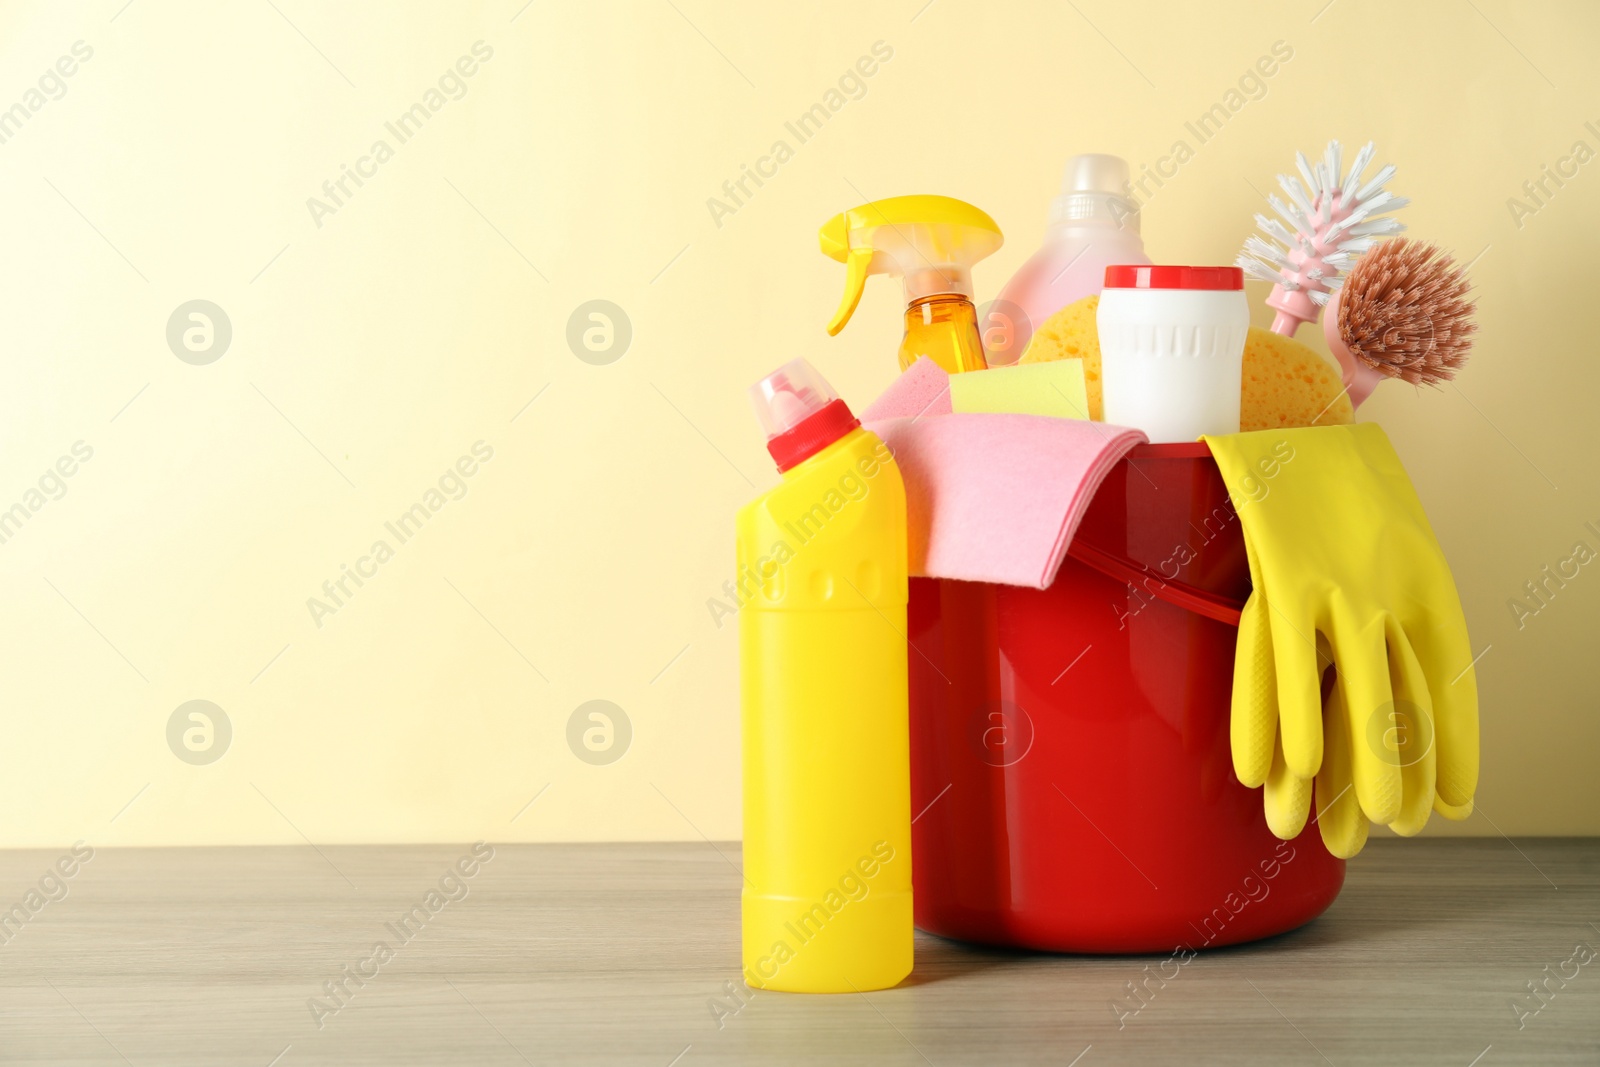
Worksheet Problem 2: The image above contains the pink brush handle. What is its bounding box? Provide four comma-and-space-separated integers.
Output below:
1323, 287, 1388, 411
1266, 191, 1357, 338
1267, 287, 1320, 337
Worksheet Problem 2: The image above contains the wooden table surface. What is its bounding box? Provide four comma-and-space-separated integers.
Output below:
0, 838, 1596, 1065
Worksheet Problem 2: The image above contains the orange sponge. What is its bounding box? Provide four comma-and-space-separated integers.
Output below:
1019, 295, 1354, 430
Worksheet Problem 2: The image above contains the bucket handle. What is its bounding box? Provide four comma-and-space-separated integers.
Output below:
1066, 537, 1245, 627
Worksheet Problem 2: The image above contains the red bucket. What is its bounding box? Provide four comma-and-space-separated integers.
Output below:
906, 442, 1344, 953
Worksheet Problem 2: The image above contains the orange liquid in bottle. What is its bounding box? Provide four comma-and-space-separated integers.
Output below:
899, 294, 989, 374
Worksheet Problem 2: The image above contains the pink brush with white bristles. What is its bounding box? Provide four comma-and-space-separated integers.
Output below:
1238, 140, 1409, 337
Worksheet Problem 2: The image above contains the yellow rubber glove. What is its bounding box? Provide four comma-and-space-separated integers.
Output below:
1201, 425, 1480, 857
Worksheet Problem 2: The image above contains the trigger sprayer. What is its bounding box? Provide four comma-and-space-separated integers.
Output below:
819, 195, 1003, 375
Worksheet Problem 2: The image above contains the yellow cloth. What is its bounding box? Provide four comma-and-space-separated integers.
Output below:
949, 360, 1090, 419
1201, 425, 1480, 857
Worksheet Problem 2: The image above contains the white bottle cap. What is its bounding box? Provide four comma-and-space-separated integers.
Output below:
1048, 154, 1140, 233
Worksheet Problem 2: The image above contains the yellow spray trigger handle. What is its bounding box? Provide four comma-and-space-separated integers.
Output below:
819, 195, 1003, 336
821, 230, 873, 336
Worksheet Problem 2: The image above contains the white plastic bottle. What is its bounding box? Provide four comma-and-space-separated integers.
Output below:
986, 154, 1149, 365
1097, 265, 1249, 442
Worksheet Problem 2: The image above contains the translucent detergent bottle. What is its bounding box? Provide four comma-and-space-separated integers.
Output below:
988, 154, 1150, 365
819, 195, 1003, 375
736, 358, 912, 993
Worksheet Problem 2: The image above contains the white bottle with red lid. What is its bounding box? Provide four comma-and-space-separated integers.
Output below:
1096, 265, 1249, 443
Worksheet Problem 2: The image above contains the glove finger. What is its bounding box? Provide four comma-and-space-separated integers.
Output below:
1334, 614, 1404, 826
1385, 621, 1437, 838
1265, 600, 1324, 780
1315, 672, 1367, 858
1434, 794, 1474, 821
1264, 735, 1312, 839
1426, 625, 1480, 809
1231, 592, 1278, 788
1388, 542, 1479, 808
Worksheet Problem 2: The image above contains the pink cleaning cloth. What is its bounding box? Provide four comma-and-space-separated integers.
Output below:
864, 412, 1147, 589
860, 356, 952, 422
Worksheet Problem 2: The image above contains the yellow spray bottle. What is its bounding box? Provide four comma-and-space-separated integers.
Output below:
737, 358, 911, 993
820, 195, 1003, 374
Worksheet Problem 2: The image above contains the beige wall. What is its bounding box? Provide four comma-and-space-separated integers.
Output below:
1, 0, 1595, 846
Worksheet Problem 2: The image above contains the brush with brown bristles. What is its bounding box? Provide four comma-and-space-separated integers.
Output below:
1323, 237, 1477, 409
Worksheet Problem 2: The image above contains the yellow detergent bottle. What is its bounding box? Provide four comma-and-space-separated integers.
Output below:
820, 195, 1004, 374
737, 358, 912, 993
